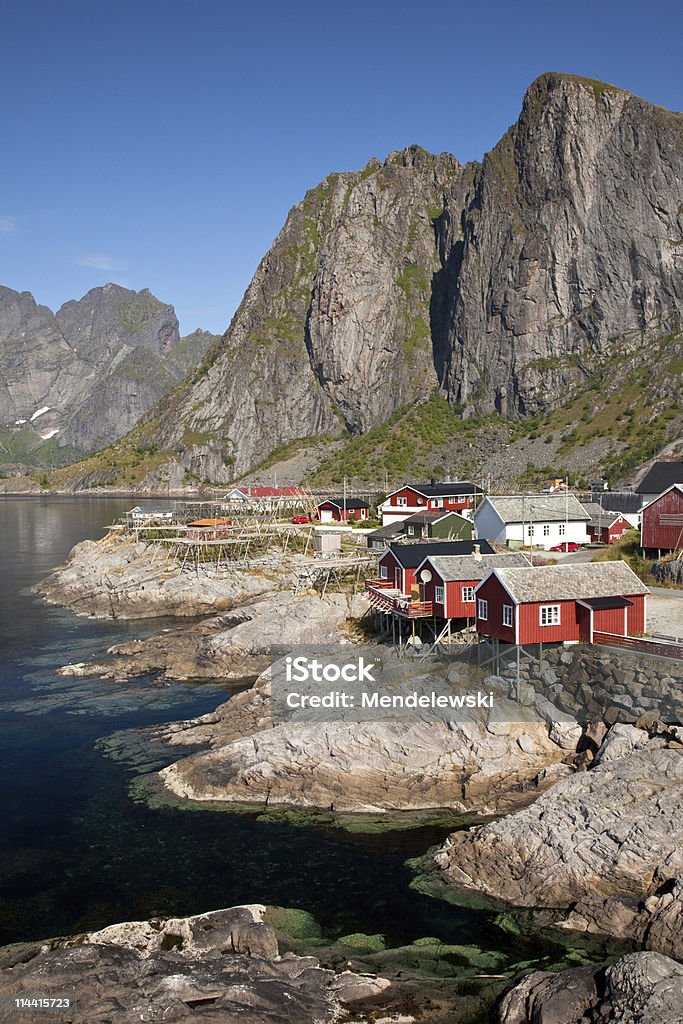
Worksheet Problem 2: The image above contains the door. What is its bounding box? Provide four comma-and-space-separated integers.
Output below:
577, 604, 592, 643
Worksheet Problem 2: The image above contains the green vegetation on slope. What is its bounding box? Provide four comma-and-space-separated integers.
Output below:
307, 392, 493, 487
0, 427, 86, 471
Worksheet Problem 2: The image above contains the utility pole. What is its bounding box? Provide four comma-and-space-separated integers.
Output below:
565, 476, 569, 549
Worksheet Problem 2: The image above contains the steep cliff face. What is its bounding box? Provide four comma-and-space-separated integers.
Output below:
150, 147, 465, 479
442, 73, 683, 415
0, 287, 82, 430
139, 73, 683, 481
0, 284, 215, 457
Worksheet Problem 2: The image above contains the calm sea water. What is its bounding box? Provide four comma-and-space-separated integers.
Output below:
0, 497, 541, 961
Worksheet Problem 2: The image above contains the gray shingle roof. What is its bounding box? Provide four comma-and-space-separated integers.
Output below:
580, 502, 624, 529
490, 561, 649, 603
424, 552, 531, 582
481, 494, 590, 524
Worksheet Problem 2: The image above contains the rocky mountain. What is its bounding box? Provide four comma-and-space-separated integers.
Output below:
0, 284, 216, 461
113, 72, 682, 485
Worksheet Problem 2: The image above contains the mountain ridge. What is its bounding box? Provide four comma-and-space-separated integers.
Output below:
0, 283, 218, 466
10, 72, 683, 490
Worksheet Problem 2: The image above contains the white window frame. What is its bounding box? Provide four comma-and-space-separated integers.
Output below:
432, 498, 444, 508
435, 585, 445, 604
380, 565, 388, 579
558, 523, 565, 536
539, 604, 561, 626
542, 524, 550, 537
462, 586, 475, 603
502, 604, 513, 627
527, 524, 535, 537
396, 496, 408, 507
406, 525, 415, 535
478, 598, 488, 621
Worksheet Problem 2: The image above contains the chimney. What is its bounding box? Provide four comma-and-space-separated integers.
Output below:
473, 543, 481, 561
431, 477, 437, 486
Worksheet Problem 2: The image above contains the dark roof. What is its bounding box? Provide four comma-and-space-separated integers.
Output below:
319, 498, 371, 510
581, 596, 633, 610
384, 539, 494, 568
402, 509, 468, 525
403, 482, 484, 498
582, 492, 643, 514
367, 522, 404, 543
636, 463, 683, 495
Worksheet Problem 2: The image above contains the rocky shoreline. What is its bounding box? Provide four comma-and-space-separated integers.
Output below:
35, 533, 298, 619
34, 533, 683, 1021
0, 905, 390, 1024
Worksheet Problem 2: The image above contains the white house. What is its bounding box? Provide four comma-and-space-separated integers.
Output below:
474, 494, 590, 550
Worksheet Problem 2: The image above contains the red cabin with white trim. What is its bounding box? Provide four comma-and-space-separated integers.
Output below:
474, 561, 648, 646
641, 485, 683, 553
375, 540, 495, 596
379, 482, 483, 524
416, 551, 532, 619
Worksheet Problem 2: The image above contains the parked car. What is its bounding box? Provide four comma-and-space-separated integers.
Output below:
291, 515, 311, 524
549, 541, 580, 552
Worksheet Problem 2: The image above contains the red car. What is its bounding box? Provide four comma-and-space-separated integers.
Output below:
291, 515, 311, 524
550, 541, 580, 552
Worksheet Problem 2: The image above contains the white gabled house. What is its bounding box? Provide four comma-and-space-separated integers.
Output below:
474, 494, 590, 550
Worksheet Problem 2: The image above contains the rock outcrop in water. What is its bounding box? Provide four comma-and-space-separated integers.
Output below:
0, 283, 216, 458
121, 73, 683, 479
427, 729, 683, 957
35, 534, 288, 619
498, 951, 683, 1024
0, 905, 389, 1024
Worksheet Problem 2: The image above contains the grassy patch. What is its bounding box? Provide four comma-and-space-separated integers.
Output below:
593, 530, 656, 583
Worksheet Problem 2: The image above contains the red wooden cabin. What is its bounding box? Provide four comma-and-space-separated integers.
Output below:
474, 561, 648, 645
641, 485, 683, 554
416, 551, 531, 619
374, 540, 494, 596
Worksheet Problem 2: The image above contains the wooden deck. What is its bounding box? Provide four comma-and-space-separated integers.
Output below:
365, 581, 434, 617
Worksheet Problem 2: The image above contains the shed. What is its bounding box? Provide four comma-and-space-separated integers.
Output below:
317, 498, 371, 523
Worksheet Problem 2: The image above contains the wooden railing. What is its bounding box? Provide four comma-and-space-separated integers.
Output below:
403, 601, 434, 617
365, 577, 395, 589
365, 582, 433, 617
593, 631, 683, 660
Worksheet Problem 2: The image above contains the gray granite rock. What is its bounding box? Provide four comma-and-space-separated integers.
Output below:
498, 951, 683, 1024
0, 906, 389, 1023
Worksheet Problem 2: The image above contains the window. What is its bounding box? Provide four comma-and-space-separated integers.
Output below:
462, 586, 475, 602
559, 523, 565, 536
435, 586, 445, 604
432, 498, 444, 508
527, 524, 535, 537
407, 525, 415, 536
380, 565, 388, 579
396, 496, 407, 507
540, 605, 561, 626
503, 604, 513, 627
478, 598, 488, 620
543, 524, 550, 537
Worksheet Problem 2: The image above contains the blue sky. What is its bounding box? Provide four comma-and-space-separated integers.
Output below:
1, 0, 682, 335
